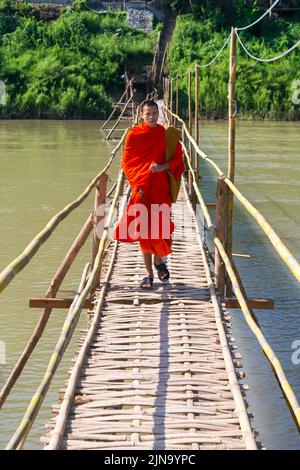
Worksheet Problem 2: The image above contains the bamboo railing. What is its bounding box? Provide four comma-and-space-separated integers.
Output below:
2, 93, 166, 448
6, 170, 125, 450
164, 107, 300, 285
162, 103, 300, 429
0, 126, 130, 411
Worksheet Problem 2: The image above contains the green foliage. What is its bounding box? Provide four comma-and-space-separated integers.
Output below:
167, 8, 300, 120
0, 8, 155, 118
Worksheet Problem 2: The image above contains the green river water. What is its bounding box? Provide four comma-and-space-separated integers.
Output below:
0, 119, 299, 449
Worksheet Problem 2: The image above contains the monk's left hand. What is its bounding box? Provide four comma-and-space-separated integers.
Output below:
150, 162, 169, 173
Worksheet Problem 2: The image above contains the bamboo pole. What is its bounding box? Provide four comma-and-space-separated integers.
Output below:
0, 182, 97, 294
195, 65, 199, 182
92, 173, 108, 269
215, 178, 227, 298
0, 127, 129, 296
125, 71, 129, 101
13, 262, 91, 451
188, 70, 193, 197
100, 87, 127, 130
226, 27, 237, 298
106, 95, 133, 140
182, 140, 300, 429
168, 104, 300, 284
0, 213, 93, 409
46, 242, 119, 450
170, 79, 173, 125
182, 183, 257, 450
175, 77, 179, 117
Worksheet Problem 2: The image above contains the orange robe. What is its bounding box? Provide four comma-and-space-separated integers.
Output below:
113, 122, 185, 257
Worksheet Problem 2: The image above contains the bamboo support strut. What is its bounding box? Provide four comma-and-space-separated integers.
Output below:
165, 107, 300, 285
195, 65, 199, 182
92, 173, 108, 269
182, 182, 257, 450
29, 298, 93, 309
46, 242, 119, 450
10, 262, 92, 450
170, 79, 173, 125
188, 70, 193, 196
215, 178, 227, 298
101, 85, 128, 130
182, 141, 300, 428
175, 77, 179, 117
106, 95, 133, 140
226, 27, 237, 297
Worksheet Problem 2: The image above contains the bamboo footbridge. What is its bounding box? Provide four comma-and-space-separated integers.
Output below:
42, 184, 256, 450
1, 21, 300, 450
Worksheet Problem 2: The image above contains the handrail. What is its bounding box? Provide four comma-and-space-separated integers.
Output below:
165, 107, 300, 284
0, 129, 129, 296
3, 104, 141, 448
45, 187, 130, 450
6, 170, 125, 450
106, 94, 133, 140
181, 140, 300, 428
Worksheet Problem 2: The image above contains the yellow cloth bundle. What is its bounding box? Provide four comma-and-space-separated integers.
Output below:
164, 125, 182, 203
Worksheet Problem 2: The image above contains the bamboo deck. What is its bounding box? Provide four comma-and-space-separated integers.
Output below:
42, 184, 257, 450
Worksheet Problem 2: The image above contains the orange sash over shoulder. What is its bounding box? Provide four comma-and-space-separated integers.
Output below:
165, 125, 183, 203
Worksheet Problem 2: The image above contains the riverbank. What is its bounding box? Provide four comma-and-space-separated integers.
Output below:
0, 0, 158, 119
0, 1, 299, 120
167, 5, 300, 120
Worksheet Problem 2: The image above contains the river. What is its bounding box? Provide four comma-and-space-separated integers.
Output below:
0, 119, 299, 449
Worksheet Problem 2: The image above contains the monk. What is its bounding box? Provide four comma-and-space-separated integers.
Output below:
113, 100, 185, 289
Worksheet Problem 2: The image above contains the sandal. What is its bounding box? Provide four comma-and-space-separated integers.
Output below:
140, 276, 153, 289
154, 262, 170, 282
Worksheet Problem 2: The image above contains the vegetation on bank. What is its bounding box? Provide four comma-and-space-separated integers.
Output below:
0, 0, 157, 118
167, 2, 300, 120
0, 0, 299, 120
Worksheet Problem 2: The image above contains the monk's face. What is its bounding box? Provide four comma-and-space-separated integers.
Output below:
141, 105, 159, 128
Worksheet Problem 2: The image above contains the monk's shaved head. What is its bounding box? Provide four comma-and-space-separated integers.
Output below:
140, 100, 159, 128
140, 100, 158, 112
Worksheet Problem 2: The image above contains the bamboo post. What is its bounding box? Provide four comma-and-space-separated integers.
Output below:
195, 64, 199, 183
175, 77, 179, 116
170, 79, 173, 125
215, 178, 227, 298
92, 173, 109, 270
226, 27, 237, 298
188, 70, 193, 197
164, 78, 168, 107
125, 71, 129, 101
